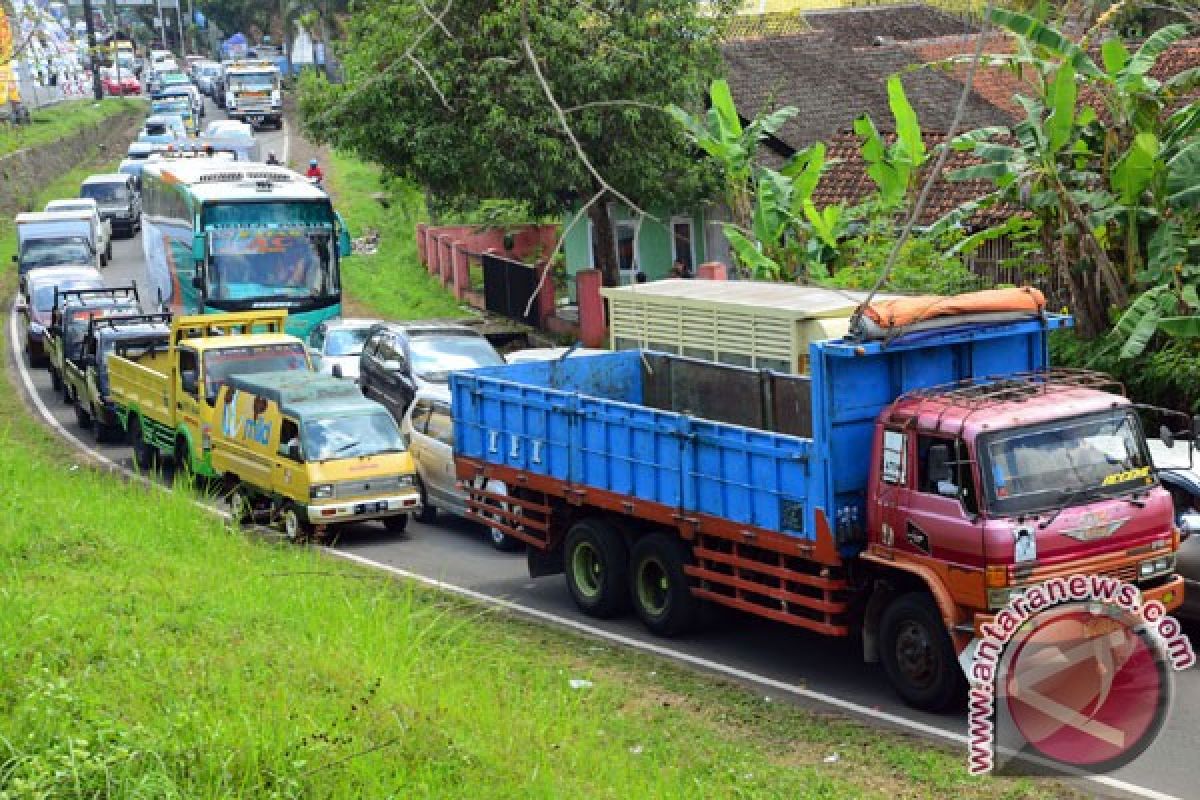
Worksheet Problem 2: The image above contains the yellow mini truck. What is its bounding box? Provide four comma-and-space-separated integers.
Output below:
108, 310, 311, 475
212, 370, 421, 540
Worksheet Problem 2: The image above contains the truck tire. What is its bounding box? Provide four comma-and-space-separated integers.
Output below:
879, 592, 966, 712
282, 503, 313, 543
173, 437, 193, 482
630, 532, 700, 637
93, 412, 115, 444
73, 399, 92, 430
130, 417, 155, 471
564, 518, 630, 618
383, 514, 409, 534
228, 484, 253, 525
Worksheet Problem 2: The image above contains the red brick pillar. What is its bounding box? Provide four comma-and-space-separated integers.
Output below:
536, 260, 556, 326
440, 238, 454, 285
577, 269, 606, 348
416, 223, 427, 266
452, 241, 469, 301
697, 261, 728, 280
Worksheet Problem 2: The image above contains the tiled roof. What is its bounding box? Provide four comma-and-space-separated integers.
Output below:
802, 4, 978, 46
810, 129, 1020, 229
907, 33, 1031, 118
721, 33, 1012, 153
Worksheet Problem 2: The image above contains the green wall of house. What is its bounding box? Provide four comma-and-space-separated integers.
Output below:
563, 205, 708, 298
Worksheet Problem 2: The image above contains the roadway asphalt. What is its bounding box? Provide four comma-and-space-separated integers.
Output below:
9, 99, 1199, 800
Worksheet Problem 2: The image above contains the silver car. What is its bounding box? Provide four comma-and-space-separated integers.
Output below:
307, 317, 382, 381
401, 386, 521, 551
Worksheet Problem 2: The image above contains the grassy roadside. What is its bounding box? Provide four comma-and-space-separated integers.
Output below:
0, 98, 145, 158
0, 158, 1072, 798
323, 151, 468, 321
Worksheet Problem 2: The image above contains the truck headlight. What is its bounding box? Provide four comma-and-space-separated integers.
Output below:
310, 484, 334, 500
1140, 556, 1175, 578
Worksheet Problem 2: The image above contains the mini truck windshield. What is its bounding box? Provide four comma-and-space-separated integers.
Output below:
302, 412, 407, 461
980, 409, 1153, 515
21, 239, 91, 269
207, 228, 338, 306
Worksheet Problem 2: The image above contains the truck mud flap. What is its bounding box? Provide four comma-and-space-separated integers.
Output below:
527, 540, 564, 578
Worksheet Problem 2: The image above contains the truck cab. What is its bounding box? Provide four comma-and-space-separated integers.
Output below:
70, 313, 171, 443
212, 371, 421, 540
109, 310, 312, 476
47, 286, 140, 400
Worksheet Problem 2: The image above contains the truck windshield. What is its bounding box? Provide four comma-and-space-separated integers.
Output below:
230, 73, 276, 91
302, 412, 407, 461
203, 343, 308, 401
81, 184, 129, 204
979, 409, 1153, 515
207, 228, 338, 305
20, 239, 92, 270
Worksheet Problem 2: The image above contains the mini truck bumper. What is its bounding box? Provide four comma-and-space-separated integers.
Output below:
307, 491, 422, 525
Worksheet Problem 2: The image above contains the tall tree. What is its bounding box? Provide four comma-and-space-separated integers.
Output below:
299, 0, 726, 286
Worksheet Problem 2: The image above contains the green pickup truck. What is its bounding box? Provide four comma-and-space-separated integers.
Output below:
46, 286, 140, 401
66, 312, 172, 442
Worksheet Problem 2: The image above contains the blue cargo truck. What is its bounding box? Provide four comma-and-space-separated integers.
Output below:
451, 315, 1184, 709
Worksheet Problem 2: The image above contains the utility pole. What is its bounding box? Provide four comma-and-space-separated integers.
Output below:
81, 0, 104, 100
175, 1, 184, 57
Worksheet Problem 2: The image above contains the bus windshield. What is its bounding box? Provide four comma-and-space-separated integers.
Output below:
207, 228, 338, 304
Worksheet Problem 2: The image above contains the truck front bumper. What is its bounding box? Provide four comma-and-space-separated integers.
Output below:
307, 491, 422, 525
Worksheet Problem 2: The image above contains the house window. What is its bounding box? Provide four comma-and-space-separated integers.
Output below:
614, 219, 637, 278
671, 217, 695, 272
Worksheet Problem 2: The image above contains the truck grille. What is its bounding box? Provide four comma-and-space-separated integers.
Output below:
333, 476, 404, 499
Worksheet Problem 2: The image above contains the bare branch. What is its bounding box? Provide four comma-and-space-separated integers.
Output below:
521, 35, 655, 222
408, 53, 452, 111
417, 0, 455, 40
521, 189, 606, 318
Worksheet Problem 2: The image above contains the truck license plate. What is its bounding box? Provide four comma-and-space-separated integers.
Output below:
355, 501, 387, 514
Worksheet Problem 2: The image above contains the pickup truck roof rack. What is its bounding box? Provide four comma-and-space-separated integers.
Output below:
171, 310, 288, 345
86, 312, 173, 338
897, 368, 1125, 410
52, 284, 139, 311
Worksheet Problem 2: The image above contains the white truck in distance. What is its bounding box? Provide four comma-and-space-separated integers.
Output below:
224, 61, 282, 129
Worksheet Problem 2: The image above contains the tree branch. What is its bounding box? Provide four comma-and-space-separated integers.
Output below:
521, 189, 607, 318
408, 53, 452, 111
562, 99, 665, 115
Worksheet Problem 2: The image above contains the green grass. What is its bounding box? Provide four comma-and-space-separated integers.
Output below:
0, 98, 146, 158
325, 151, 468, 321
0, 137, 1076, 800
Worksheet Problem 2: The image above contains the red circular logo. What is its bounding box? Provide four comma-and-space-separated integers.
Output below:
999, 604, 1170, 772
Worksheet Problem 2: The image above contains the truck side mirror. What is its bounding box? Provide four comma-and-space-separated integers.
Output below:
192, 233, 206, 264
180, 369, 198, 395
10, 254, 16, 263
14, 300, 27, 314
928, 444, 952, 486
331, 364, 343, 379
287, 440, 302, 461
336, 212, 352, 257
1180, 512, 1200, 539
381, 357, 407, 374
1161, 424, 1176, 449
192, 265, 204, 290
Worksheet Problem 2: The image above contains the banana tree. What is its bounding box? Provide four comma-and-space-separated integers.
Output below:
853, 75, 928, 210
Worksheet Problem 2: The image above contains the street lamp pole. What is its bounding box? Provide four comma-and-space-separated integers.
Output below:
81, 0, 104, 100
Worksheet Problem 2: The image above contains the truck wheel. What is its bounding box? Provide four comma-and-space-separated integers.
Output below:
482, 481, 523, 552
415, 477, 436, 523
228, 484, 253, 524
282, 504, 312, 543
880, 592, 966, 712
383, 514, 409, 534
173, 438, 193, 482
630, 532, 700, 636
130, 417, 155, 471
564, 518, 630, 618
73, 400, 92, 430
93, 414, 115, 444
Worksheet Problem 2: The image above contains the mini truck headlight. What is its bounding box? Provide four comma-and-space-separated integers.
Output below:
310, 484, 334, 500
1140, 555, 1175, 578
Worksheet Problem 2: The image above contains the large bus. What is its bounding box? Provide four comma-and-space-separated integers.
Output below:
140, 159, 352, 338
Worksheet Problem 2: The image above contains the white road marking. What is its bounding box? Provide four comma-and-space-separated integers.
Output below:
282, 117, 290, 164
4, 306, 1178, 800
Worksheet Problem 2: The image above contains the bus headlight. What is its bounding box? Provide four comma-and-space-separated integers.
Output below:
310, 484, 334, 500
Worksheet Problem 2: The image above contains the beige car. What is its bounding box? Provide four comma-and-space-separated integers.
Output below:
401, 386, 521, 551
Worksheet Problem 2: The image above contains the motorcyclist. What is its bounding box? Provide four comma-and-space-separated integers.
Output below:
305, 158, 324, 182
266, 151, 281, 166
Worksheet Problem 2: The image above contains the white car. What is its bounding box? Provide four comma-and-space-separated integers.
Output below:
401, 386, 521, 551
504, 346, 608, 364
203, 119, 254, 139
44, 199, 111, 266
1147, 438, 1200, 619
306, 317, 381, 381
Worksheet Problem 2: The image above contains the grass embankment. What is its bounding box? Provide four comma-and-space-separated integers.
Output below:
324, 151, 467, 321
0, 152, 1071, 798
0, 98, 145, 158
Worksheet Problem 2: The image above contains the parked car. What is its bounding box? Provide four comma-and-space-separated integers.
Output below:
44, 199, 111, 265
79, 173, 141, 237
15, 266, 103, 364
402, 386, 520, 550
99, 67, 140, 96
504, 346, 609, 364
358, 323, 506, 420
1147, 438, 1200, 619
307, 318, 382, 380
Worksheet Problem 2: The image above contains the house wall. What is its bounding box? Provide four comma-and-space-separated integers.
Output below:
563, 204, 709, 298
